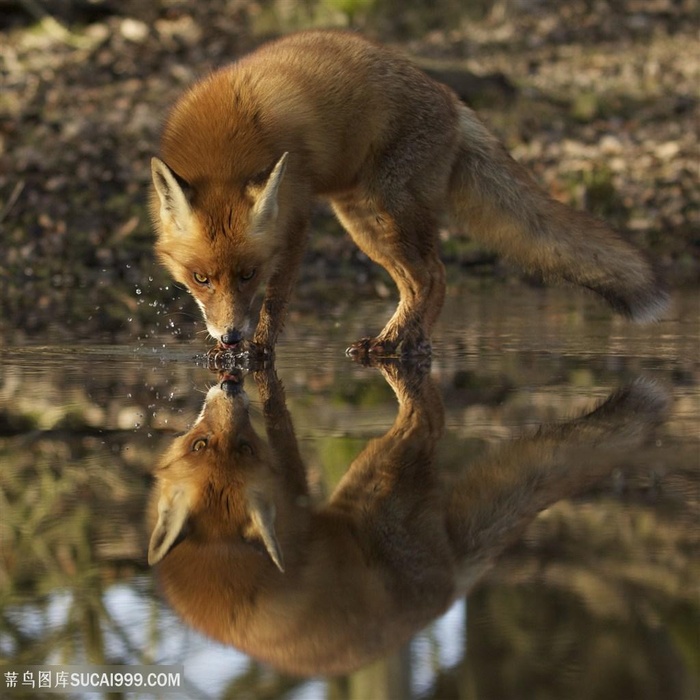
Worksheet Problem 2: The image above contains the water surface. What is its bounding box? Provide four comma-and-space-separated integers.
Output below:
1, 285, 698, 699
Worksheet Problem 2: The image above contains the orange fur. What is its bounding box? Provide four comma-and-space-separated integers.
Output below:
150, 31, 668, 354
148, 365, 667, 676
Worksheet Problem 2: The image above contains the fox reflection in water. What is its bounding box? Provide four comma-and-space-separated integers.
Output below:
147, 360, 667, 677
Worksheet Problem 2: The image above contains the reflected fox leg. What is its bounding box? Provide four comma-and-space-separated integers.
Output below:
332, 194, 445, 356
331, 359, 444, 517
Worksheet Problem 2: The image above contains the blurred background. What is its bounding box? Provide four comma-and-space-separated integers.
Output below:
1, 0, 698, 342
0, 3, 698, 699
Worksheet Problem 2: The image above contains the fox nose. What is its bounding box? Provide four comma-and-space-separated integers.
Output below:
221, 329, 243, 347
220, 374, 242, 395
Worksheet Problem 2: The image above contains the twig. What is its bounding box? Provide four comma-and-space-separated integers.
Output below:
17, 0, 93, 48
0, 180, 25, 227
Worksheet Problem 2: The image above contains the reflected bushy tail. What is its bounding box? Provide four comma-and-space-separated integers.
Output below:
446, 378, 670, 590
448, 106, 669, 322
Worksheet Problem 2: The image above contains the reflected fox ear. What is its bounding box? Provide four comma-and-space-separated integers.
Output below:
248, 491, 285, 572
250, 152, 289, 228
151, 157, 194, 233
148, 488, 190, 566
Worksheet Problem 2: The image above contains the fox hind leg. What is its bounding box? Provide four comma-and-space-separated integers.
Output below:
332, 194, 445, 358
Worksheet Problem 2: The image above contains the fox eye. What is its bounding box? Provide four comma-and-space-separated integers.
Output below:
240, 268, 256, 282
193, 272, 209, 285
192, 437, 208, 452
238, 441, 254, 456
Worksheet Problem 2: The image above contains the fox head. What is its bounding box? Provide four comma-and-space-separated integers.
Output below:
150, 152, 289, 348
148, 372, 284, 572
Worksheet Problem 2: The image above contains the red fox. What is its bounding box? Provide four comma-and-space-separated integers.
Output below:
147, 362, 667, 676
150, 30, 668, 356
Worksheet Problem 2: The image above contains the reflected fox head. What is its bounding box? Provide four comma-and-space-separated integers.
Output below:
147, 371, 284, 571
150, 153, 289, 348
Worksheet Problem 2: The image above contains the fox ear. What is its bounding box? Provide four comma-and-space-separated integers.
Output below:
148, 488, 190, 566
250, 152, 289, 227
248, 491, 284, 572
151, 157, 194, 233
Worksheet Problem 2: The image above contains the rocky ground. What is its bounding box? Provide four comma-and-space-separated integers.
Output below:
1, 0, 698, 339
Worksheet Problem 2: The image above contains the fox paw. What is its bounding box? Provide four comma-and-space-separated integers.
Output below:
242, 339, 274, 362
207, 340, 273, 371
345, 336, 431, 362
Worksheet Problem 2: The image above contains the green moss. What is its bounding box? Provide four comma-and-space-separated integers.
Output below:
317, 436, 366, 487
571, 91, 602, 122
331, 377, 395, 407
560, 165, 627, 226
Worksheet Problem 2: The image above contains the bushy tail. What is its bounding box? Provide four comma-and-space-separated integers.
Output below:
448, 105, 669, 322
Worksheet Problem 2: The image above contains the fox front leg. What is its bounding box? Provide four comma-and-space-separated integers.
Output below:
252, 217, 310, 350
